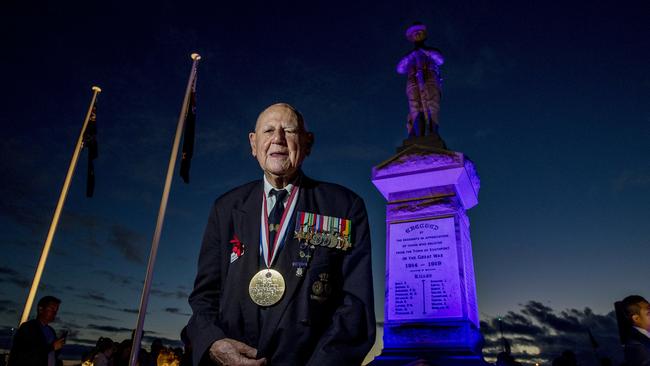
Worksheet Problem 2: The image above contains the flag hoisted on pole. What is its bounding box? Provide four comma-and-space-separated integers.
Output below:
84, 104, 99, 197
129, 53, 201, 366
19, 86, 102, 325
179, 73, 197, 183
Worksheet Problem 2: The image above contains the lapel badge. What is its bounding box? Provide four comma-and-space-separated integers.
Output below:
292, 261, 307, 277
310, 272, 332, 302
229, 234, 245, 263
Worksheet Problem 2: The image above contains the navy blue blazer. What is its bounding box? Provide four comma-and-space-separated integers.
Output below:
187, 175, 376, 366
625, 328, 650, 366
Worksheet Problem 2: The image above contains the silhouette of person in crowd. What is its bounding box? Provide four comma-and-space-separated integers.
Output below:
92, 337, 114, 366
552, 350, 578, 366
8, 295, 65, 366
496, 351, 522, 366
114, 340, 133, 366
616, 295, 650, 366
150, 339, 163, 366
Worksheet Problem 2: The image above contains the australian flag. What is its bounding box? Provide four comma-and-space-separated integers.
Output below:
83, 105, 98, 197
179, 74, 197, 183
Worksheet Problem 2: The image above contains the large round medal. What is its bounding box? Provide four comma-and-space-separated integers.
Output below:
248, 269, 286, 306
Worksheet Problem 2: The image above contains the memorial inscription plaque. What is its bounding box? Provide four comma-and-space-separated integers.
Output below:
387, 216, 462, 321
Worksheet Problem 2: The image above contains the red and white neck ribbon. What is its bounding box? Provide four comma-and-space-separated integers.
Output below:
260, 186, 299, 268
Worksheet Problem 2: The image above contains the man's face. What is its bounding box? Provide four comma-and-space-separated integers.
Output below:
249, 104, 312, 182
633, 301, 650, 331
37, 302, 59, 324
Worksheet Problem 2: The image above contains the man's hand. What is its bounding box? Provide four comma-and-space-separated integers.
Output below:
52, 337, 65, 351
209, 338, 267, 366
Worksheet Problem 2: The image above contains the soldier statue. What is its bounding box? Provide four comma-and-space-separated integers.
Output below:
397, 22, 444, 138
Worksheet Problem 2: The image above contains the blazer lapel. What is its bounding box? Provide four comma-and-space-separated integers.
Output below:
231, 183, 263, 346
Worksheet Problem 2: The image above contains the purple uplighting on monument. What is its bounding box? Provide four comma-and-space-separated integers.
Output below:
369, 22, 486, 366
371, 143, 484, 366
388, 217, 464, 321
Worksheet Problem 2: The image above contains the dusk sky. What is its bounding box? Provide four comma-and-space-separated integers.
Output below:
1, 1, 649, 364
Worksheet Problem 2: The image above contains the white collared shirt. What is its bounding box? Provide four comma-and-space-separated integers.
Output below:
263, 175, 295, 214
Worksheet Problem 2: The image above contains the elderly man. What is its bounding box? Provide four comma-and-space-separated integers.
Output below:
9, 295, 65, 366
187, 103, 375, 366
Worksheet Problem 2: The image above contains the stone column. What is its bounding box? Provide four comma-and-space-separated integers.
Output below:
370, 144, 487, 366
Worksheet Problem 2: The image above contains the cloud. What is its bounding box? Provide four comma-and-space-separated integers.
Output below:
92, 269, 137, 287
77, 313, 117, 322
86, 323, 133, 333
2, 130, 155, 265
482, 310, 545, 337
521, 301, 584, 333
119, 308, 140, 314
65, 338, 97, 346
60, 211, 101, 232
150, 288, 188, 300
94, 304, 140, 314
0, 299, 18, 314
55, 320, 84, 339
482, 301, 622, 365
163, 307, 190, 316
0, 199, 48, 232
57, 211, 102, 252
0, 265, 31, 288
107, 224, 146, 264
78, 291, 117, 305
3, 237, 42, 251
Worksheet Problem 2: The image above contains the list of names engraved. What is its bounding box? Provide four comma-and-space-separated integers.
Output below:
387, 216, 462, 321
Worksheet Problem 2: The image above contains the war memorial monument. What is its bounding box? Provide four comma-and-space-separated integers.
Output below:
370, 23, 488, 366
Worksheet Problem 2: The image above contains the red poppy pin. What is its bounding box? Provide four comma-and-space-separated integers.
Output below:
230, 234, 244, 263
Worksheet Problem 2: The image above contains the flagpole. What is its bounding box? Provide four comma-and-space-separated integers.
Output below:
19, 86, 102, 325
129, 53, 201, 366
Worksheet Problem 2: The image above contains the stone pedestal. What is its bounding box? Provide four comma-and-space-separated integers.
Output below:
370, 144, 487, 366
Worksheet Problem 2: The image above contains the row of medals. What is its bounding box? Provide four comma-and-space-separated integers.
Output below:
248, 227, 351, 307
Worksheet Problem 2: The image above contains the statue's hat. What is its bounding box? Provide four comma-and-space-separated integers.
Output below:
405, 22, 427, 40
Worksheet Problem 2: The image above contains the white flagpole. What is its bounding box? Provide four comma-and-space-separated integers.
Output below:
129, 53, 201, 366
19, 86, 102, 325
